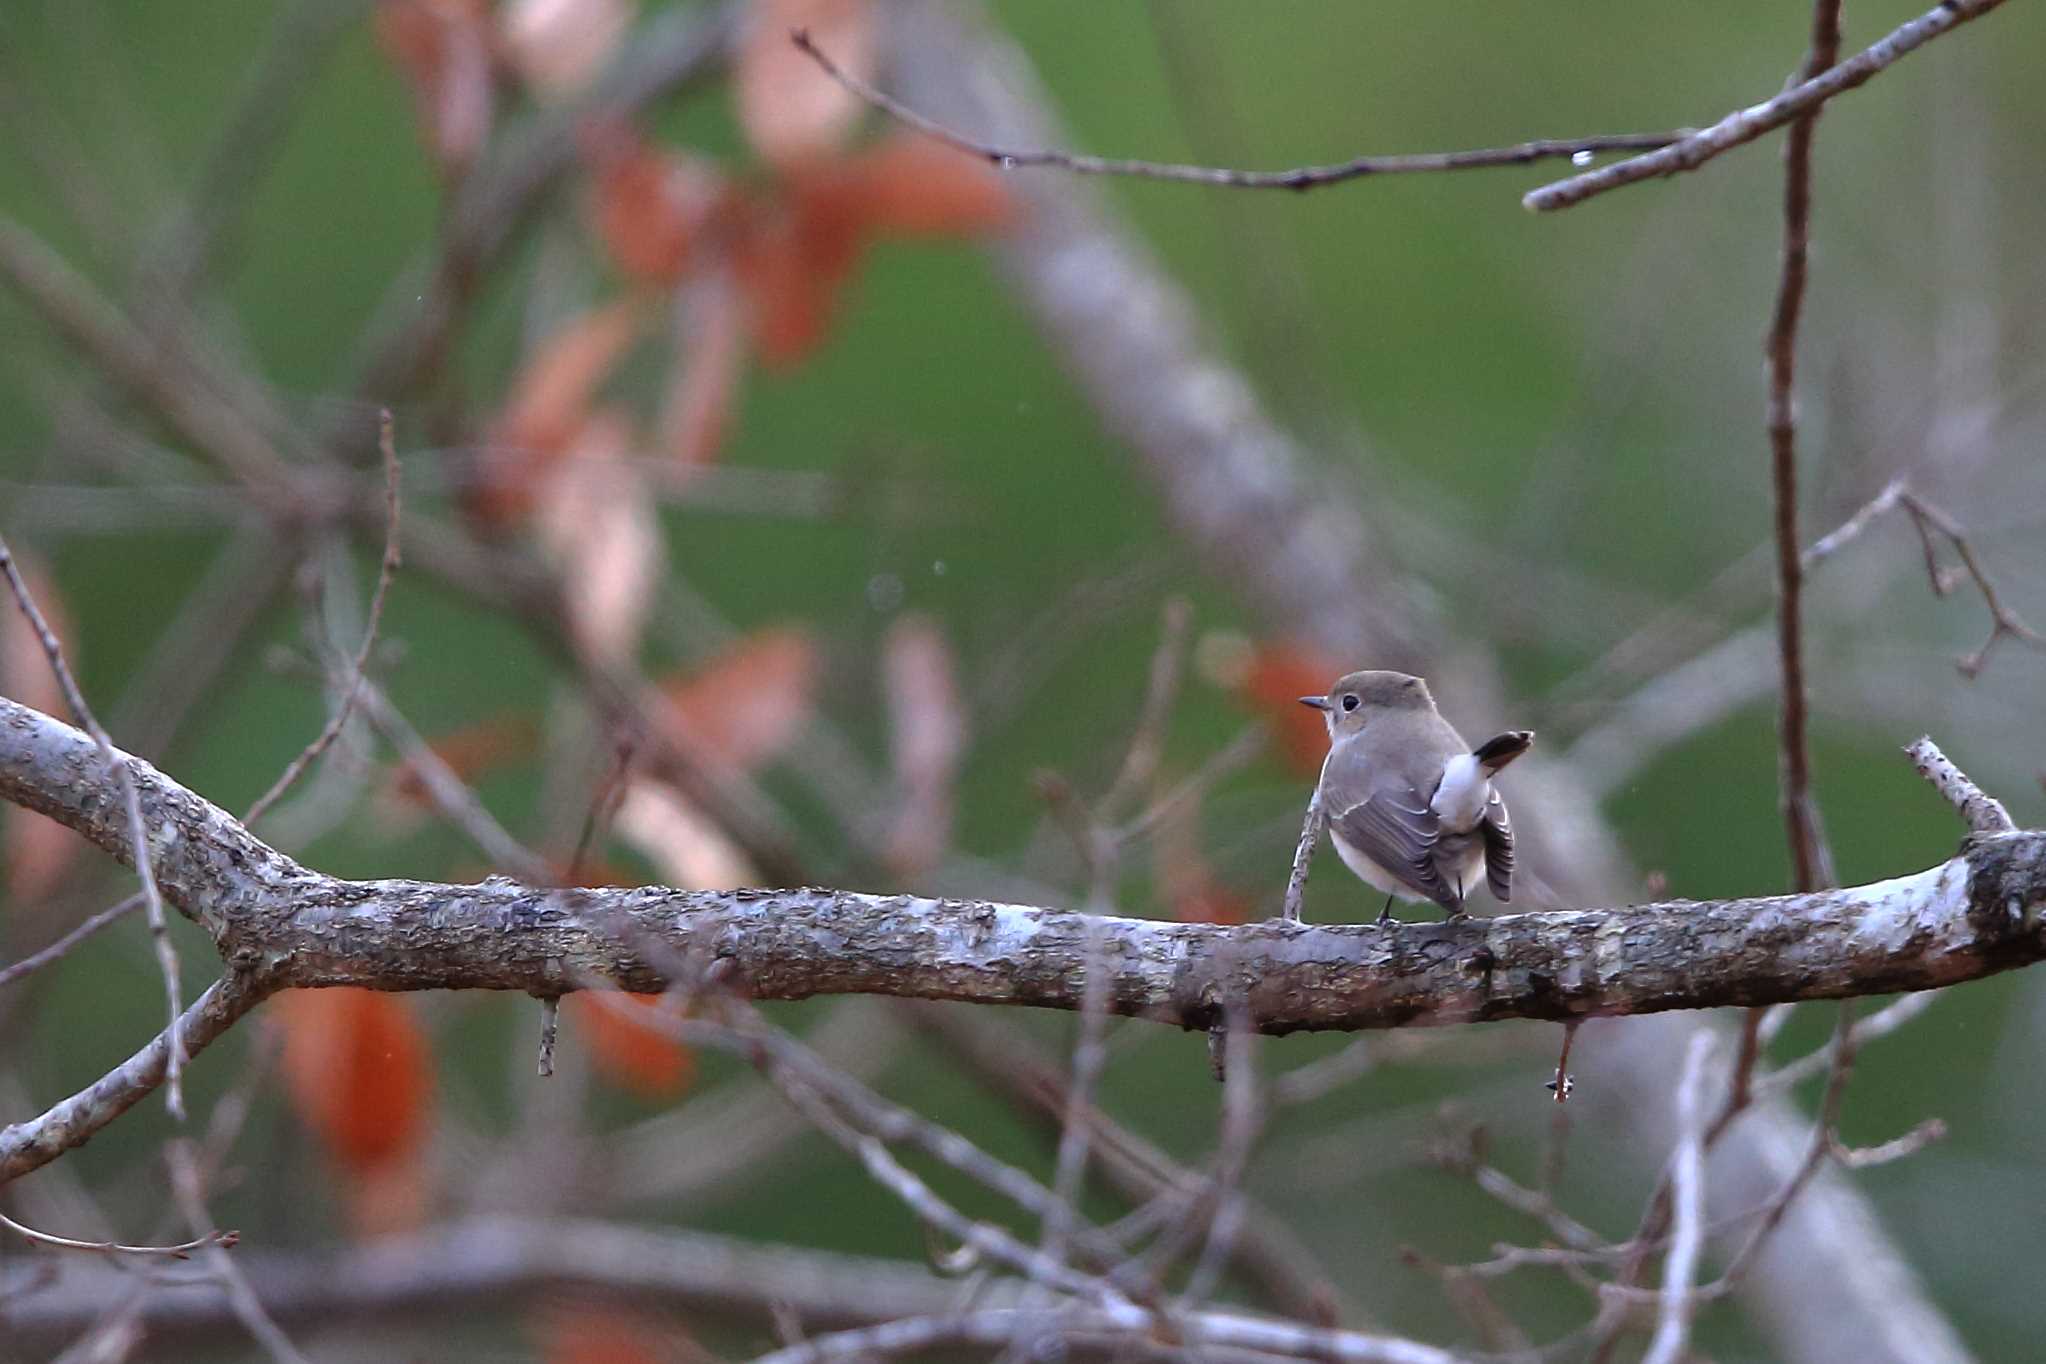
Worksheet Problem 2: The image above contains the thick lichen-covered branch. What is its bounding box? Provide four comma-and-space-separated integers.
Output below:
4, 692, 2043, 1038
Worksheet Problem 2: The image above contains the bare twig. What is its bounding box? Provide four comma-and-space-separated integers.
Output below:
1099, 597, 1192, 820
910, 1003, 1350, 1327
1758, 992, 1937, 1098
792, 28, 1684, 193
352, 678, 553, 883
241, 411, 401, 827
0, 1207, 235, 1259
1896, 492, 2046, 676
1831, 1117, 1947, 1169
0, 535, 187, 1119
0, 893, 143, 990
1524, 0, 2013, 211
165, 1140, 309, 1364
746, 1304, 1466, 1364
1041, 923, 1115, 1267
1906, 736, 2015, 834
1641, 1034, 1714, 1364
1280, 788, 1323, 923
1767, 0, 1845, 897
1, 974, 265, 1183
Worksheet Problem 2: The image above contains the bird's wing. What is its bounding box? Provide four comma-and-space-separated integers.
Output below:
1480, 791, 1514, 903
1330, 782, 1460, 912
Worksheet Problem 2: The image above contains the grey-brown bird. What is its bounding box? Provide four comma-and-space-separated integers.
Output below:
1299, 670, 1533, 922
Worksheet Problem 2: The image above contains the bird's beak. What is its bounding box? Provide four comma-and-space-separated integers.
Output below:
1297, 695, 1330, 711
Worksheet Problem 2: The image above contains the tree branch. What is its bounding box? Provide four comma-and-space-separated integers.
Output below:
1524, 0, 2012, 212
0, 1217, 1461, 1364
2, 692, 2041, 1190
790, 27, 1685, 193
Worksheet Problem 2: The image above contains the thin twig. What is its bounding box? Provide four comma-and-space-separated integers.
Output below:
792, 27, 1687, 193
1895, 491, 2046, 677
352, 677, 553, 883
1098, 598, 1192, 821
242, 410, 402, 826
1767, 0, 1845, 897
0, 535, 186, 1118
1041, 921, 1114, 1268
1280, 788, 1323, 923
0, 1207, 235, 1259
1905, 736, 2015, 834
0, 893, 143, 990
1, 973, 266, 1184
1183, 1005, 1262, 1306
1831, 1117, 1946, 1169
166, 1139, 310, 1364
1641, 1034, 1713, 1364
1524, 0, 2013, 211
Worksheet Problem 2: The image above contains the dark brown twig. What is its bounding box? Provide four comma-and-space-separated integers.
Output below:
1896, 491, 2045, 677
791, 28, 1686, 193
1767, 0, 1845, 898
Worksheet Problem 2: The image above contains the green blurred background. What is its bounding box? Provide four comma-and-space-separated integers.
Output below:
3, 0, 2044, 1359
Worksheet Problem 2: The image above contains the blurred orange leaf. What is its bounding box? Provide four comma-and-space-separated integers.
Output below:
729, 196, 857, 368
375, 0, 495, 174
881, 613, 965, 876
735, 0, 873, 170
502, 0, 636, 95
586, 124, 730, 287
274, 988, 433, 1172
657, 627, 818, 774
1, 552, 81, 907
534, 1306, 682, 1364
830, 132, 1017, 237
570, 992, 697, 1098
1240, 643, 1339, 776
472, 301, 643, 527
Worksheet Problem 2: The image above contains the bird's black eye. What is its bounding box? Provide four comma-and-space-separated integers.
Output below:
1341, 694, 1359, 712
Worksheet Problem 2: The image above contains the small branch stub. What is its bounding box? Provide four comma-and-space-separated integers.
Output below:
1906, 737, 2015, 835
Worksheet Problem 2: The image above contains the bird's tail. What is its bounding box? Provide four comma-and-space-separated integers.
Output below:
1472, 729, 1534, 774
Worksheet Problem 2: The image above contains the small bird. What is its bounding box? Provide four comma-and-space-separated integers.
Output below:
1299, 670, 1533, 923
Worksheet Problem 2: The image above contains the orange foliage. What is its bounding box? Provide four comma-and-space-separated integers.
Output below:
586, 124, 732, 287
1241, 643, 1340, 776
273, 988, 434, 1174
469, 301, 644, 528
534, 1306, 679, 1364
375, 0, 495, 173
822, 133, 1017, 238
570, 992, 696, 1098
656, 628, 819, 774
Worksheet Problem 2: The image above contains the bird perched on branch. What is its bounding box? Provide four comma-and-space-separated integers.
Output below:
1299, 671, 1532, 922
